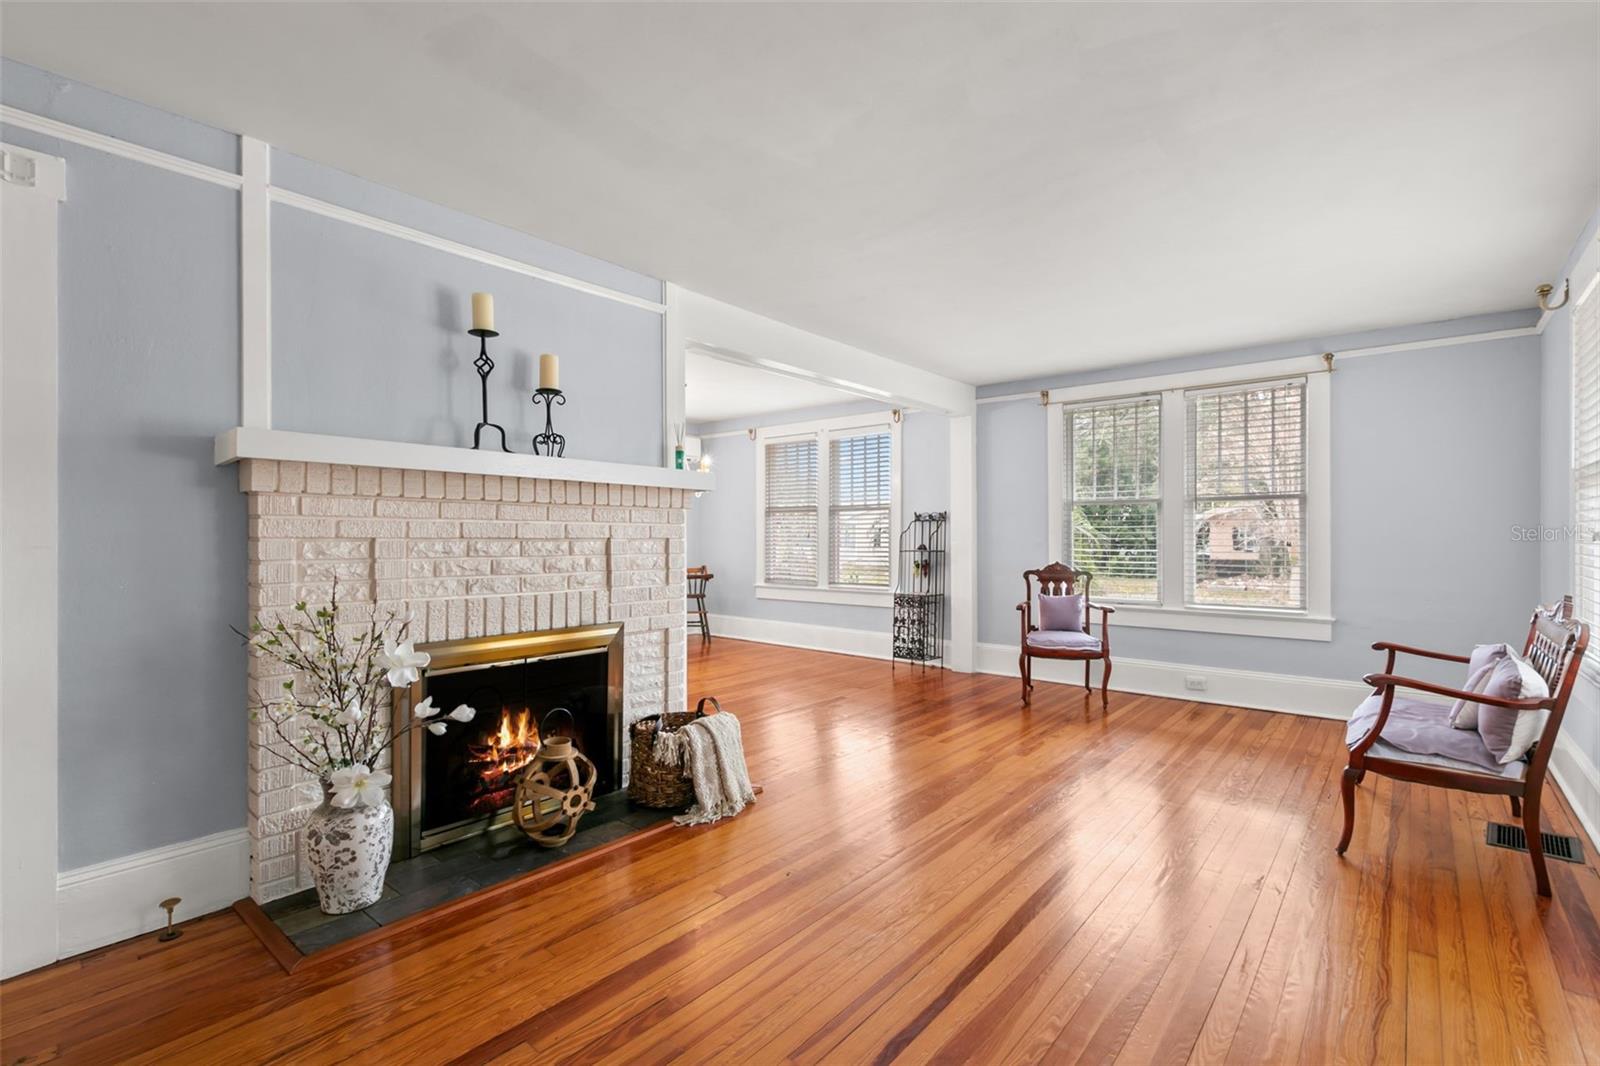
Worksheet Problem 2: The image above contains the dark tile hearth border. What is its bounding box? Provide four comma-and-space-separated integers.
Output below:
234, 791, 690, 974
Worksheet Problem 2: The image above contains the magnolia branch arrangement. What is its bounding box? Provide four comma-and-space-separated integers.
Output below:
238, 580, 475, 788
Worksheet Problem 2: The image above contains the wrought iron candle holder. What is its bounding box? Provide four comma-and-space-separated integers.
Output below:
531, 388, 566, 456
469, 327, 510, 452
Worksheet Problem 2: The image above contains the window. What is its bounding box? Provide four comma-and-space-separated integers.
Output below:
1064, 397, 1160, 602
756, 413, 900, 604
1048, 356, 1330, 640
762, 437, 819, 586
1186, 381, 1305, 609
1574, 271, 1600, 628
829, 431, 893, 587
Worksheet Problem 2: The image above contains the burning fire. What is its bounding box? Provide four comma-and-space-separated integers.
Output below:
466, 709, 540, 800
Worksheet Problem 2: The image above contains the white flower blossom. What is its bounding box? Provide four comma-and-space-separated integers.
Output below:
338, 697, 364, 727
329, 764, 391, 808
413, 695, 440, 719
427, 721, 448, 736
377, 640, 431, 688
448, 704, 476, 723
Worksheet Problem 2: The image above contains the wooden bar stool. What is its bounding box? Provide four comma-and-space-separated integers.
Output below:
687, 567, 713, 643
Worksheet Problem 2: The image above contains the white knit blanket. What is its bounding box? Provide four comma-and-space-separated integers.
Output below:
651, 711, 756, 826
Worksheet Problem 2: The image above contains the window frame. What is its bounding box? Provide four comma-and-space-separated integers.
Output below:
1047, 356, 1333, 641
1571, 263, 1600, 669
755, 411, 901, 606
1062, 395, 1163, 605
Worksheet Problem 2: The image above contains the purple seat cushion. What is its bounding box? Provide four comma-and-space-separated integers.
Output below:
1346, 693, 1507, 773
1038, 593, 1084, 633
1026, 629, 1101, 653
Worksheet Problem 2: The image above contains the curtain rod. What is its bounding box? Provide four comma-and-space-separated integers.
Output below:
976, 324, 1539, 406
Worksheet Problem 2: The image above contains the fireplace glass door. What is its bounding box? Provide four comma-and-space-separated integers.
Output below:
394, 625, 623, 855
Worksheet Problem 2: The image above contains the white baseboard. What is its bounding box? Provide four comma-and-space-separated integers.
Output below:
38, 641, 1600, 968
709, 613, 891, 661
1550, 741, 1600, 853
711, 622, 1600, 849
54, 827, 248, 960
974, 641, 1366, 719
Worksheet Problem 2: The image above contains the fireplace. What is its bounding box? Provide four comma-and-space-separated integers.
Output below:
390, 624, 624, 857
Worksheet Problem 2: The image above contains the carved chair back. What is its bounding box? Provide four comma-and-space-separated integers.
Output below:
1022, 562, 1094, 632
1522, 600, 1590, 782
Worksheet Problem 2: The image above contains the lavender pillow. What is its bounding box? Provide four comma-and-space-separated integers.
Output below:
1039, 593, 1085, 633
1449, 643, 1511, 729
1476, 651, 1551, 764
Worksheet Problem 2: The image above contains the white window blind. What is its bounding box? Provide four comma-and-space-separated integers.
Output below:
1065, 397, 1160, 602
829, 431, 892, 587
1186, 379, 1306, 609
763, 437, 818, 586
1574, 274, 1600, 628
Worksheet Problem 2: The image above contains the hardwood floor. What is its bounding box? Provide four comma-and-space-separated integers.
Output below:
5, 638, 1600, 1064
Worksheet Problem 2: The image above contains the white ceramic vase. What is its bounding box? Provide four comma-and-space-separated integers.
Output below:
303, 787, 394, 915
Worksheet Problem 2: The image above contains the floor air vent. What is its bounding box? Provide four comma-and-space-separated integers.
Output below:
1485, 822, 1585, 864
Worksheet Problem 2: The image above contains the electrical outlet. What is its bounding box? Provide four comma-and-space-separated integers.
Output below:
1184, 675, 1208, 692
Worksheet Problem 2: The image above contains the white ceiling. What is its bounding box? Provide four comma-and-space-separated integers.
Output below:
685, 349, 863, 424
4, 3, 1596, 385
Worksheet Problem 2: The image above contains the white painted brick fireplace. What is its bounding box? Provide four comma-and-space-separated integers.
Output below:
234, 453, 693, 902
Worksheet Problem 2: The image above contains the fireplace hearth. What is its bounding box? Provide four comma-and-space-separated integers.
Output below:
390, 624, 623, 857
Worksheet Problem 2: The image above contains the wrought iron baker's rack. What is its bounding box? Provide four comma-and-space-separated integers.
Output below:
892, 512, 947, 669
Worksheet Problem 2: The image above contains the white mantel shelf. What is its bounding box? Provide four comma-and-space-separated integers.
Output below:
214, 427, 715, 492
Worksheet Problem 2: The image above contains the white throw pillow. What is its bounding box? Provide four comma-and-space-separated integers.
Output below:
1448, 643, 1511, 729
1489, 650, 1551, 765
1448, 662, 1497, 730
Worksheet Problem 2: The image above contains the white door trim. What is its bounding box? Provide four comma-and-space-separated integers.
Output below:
1, 142, 65, 978
239, 136, 271, 428
947, 414, 977, 671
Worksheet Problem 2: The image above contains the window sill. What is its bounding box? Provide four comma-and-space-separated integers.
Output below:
1100, 603, 1334, 642
755, 584, 891, 607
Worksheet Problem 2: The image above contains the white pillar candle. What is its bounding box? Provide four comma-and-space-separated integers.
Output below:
539, 352, 560, 390
471, 292, 495, 332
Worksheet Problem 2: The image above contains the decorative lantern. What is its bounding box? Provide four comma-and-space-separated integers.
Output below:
513, 708, 597, 847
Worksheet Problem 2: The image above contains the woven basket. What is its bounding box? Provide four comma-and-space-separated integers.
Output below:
629, 697, 720, 809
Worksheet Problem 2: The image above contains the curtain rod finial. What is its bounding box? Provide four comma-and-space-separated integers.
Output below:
1538, 280, 1570, 312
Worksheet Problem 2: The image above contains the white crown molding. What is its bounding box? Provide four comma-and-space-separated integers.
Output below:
269, 187, 666, 315
0, 104, 242, 188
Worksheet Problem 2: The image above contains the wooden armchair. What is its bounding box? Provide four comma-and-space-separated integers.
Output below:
1339, 599, 1589, 896
1017, 563, 1114, 707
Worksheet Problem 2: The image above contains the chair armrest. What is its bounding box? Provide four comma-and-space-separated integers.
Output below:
1092, 603, 1113, 646
1370, 641, 1470, 665
1016, 602, 1033, 640
1361, 673, 1552, 710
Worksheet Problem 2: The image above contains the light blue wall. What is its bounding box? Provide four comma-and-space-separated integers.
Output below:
3, 59, 246, 870
1, 59, 666, 867
270, 202, 663, 463
687, 404, 950, 632
1539, 205, 1600, 767
977, 313, 1545, 685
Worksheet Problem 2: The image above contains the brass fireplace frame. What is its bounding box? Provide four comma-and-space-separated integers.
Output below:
390, 623, 624, 859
